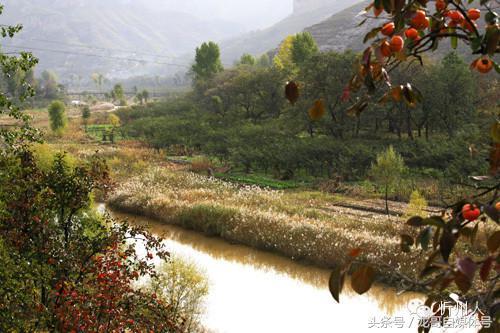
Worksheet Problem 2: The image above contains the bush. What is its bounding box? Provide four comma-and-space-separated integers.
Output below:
48, 100, 67, 134
148, 257, 209, 333
405, 190, 428, 218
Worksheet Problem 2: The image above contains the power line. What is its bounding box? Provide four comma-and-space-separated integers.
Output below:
2, 44, 190, 68
15, 36, 177, 59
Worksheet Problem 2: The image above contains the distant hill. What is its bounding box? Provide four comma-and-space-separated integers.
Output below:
219, 0, 358, 64
305, 1, 484, 60
1, 0, 245, 81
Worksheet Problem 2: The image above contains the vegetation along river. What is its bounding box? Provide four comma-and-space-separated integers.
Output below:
103, 205, 434, 333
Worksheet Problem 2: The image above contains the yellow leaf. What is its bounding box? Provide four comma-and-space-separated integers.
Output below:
308, 99, 326, 121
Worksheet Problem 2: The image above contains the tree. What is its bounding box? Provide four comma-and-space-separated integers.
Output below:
273, 35, 295, 72
81, 105, 91, 131
291, 32, 319, 67
39, 70, 59, 99
0, 8, 184, 331
258, 53, 271, 67
426, 52, 476, 137
298, 51, 357, 138
110, 83, 125, 104
108, 113, 120, 127
91, 73, 105, 93
148, 257, 208, 332
191, 41, 223, 81
141, 89, 149, 104
405, 190, 428, 219
238, 53, 256, 66
48, 100, 67, 135
370, 146, 406, 215
108, 114, 121, 143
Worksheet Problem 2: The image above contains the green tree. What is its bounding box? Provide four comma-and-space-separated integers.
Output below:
48, 100, 67, 135
298, 51, 357, 138
238, 53, 256, 66
141, 89, 149, 103
81, 105, 91, 130
39, 70, 59, 99
258, 53, 271, 67
426, 52, 476, 138
111, 83, 125, 103
291, 32, 319, 67
191, 41, 223, 81
370, 146, 406, 215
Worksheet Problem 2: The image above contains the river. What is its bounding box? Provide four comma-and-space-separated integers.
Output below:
104, 206, 463, 333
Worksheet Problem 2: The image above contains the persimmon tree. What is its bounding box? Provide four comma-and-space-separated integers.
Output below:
283, 0, 499, 332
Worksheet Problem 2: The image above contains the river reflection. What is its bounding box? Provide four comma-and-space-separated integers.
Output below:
106, 206, 425, 333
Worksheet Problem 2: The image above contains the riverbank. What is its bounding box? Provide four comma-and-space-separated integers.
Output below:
108, 166, 427, 286
108, 205, 422, 333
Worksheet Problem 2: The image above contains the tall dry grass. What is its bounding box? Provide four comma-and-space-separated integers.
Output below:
108, 167, 423, 282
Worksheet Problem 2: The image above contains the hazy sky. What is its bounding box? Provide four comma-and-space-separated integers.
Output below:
155, 0, 293, 30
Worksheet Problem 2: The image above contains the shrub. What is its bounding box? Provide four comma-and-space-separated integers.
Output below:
48, 100, 67, 134
405, 190, 428, 218
148, 257, 209, 333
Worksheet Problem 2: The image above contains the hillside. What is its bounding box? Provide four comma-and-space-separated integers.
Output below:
1, 0, 245, 80
305, 0, 482, 59
219, 0, 357, 64
305, 1, 372, 53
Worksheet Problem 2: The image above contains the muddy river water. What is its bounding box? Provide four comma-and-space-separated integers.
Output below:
104, 206, 477, 333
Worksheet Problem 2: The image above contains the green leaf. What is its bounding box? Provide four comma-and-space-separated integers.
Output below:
494, 61, 500, 75
351, 265, 375, 295
450, 36, 458, 49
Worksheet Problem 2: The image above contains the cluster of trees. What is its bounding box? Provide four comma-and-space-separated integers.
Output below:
118, 33, 495, 184
0, 11, 204, 332
0, 69, 65, 106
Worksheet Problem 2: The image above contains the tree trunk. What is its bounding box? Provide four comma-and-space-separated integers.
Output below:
385, 185, 389, 216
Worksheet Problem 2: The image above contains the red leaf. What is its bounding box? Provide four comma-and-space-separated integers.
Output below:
349, 248, 362, 257
456, 257, 477, 280
351, 265, 375, 295
285, 81, 299, 105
